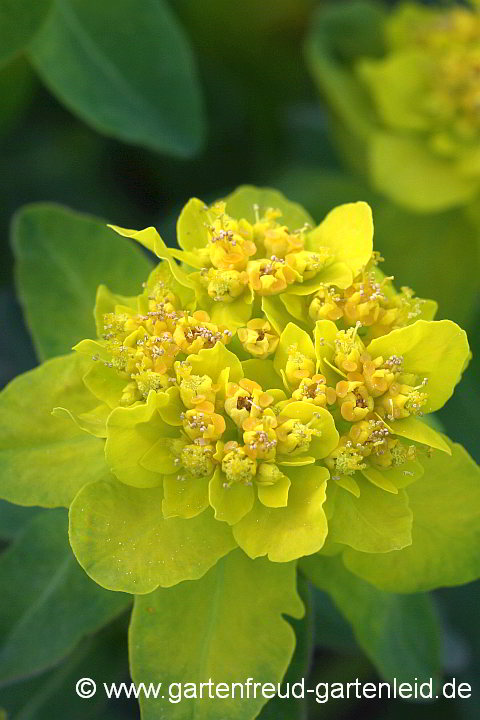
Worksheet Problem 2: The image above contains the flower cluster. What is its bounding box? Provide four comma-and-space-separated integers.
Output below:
64, 187, 469, 579
356, 1, 480, 210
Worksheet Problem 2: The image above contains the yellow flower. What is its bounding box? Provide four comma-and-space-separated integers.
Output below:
237, 319, 279, 359
357, 2, 480, 210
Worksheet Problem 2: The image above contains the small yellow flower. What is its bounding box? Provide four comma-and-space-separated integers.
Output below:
221, 445, 258, 487
224, 379, 274, 427
175, 364, 217, 408
291, 375, 337, 408
237, 319, 279, 358
173, 311, 232, 354
284, 344, 316, 389
285, 249, 334, 280
200, 268, 249, 303
246, 257, 299, 295
309, 285, 344, 322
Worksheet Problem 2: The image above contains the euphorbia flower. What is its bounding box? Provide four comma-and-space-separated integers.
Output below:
27, 186, 462, 593
358, 2, 480, 210
0, 185, 477, 607
308, 0, 480, 211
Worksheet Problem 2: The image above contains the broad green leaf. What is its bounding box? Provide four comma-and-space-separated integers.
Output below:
209, 468, 255, 525
305, 0, 384, 145
301, 555, 442, 684
224, 185, 314, 228
129, 549, 304, 720
0, 0, 51, 68
261, 295, 292, 336
0, 510, 130, 685
344, 439, 480, 591
29, 0, 205, 157
105, 390, 175, 489
308, 0, 386, 64
357, 51, 431, 133
325, 476, 413, 553
310, 586, 358, 653
240, 359, 284, 391
437, 582, 480, 720
12, 203, 153, 360
69, 477, 236, 593
258, 574, 313, 720
0, 354, 109, 508
0, 616, 130, 720
392, 416, 451, 454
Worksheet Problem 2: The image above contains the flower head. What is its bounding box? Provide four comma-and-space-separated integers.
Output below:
357, 2, 480, 210
58, 187, 470, 588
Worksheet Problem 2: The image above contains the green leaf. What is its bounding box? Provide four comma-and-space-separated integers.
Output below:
306, 200, 373, 277
0, 0, 52, 68
28, 0, 205, 157
241, 359, 284, 391
357, 51, 431, 133
308, 0, 386, 64
343, 439, 480, 592
129, 549, 304, 720
0, 509, 130, 685
0, 616, 130, 720
301, 554, 442, 684
0, 354, 109, 508
258, 574, 313, 720
326, 476, 413, 553
12, 203, 153, 361
310, 586, 357, 654
305, 0, 385, 145
224, 185, 314, 228
69, 477, 236, 594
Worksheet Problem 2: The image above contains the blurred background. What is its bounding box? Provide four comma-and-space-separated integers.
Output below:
0, 0, 478, 718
